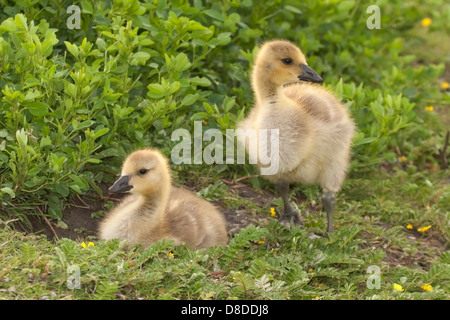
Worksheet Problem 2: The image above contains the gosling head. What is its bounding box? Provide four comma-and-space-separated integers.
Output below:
109, 149, 171, 196
253, 40, 323, 87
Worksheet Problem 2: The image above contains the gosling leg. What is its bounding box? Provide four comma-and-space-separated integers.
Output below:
322, 191, 336, 233
277, 181, 304, 227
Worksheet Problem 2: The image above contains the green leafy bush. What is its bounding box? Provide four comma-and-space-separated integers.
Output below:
334, 80, 417, 166
0, 6, 235, 219
0, 0, 447, 220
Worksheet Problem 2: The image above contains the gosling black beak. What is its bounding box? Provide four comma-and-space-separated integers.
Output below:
298, 65, 323, 84
109, 175, 133, 193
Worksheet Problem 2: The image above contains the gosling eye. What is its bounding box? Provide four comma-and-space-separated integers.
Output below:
281, 58, 293, 65
138, 168, 148, 175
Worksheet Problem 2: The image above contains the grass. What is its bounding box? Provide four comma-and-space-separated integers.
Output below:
0, 0, 449, 302
1, 166, 448, 300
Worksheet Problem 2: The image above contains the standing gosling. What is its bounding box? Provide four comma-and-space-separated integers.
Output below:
98, 148, 229, 249
237, 40, 355, 232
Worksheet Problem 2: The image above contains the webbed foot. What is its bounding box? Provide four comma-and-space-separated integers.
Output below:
278, 208, 304, 227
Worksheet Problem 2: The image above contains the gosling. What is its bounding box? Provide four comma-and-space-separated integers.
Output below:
237, 40, 355, 233
98, 148, 229, 249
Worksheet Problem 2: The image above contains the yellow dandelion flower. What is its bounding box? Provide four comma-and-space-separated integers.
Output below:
398, 156, 407, 163
257, 240, 265, 244
426, 205, 431, 210
308, 268, 313, 273
421, 284, 433, 292
393, 283, 404, 292
81, 242, 94, 248
425, 105, 434, 112
81, 242, 87, 248
441, 82, 449, 89
168, 252, 175, 259
406, 224, 413, 230
270, 207, 276, 217
417, 225, 431, 233
315, 296, 320, 300
421, 18, 432, 27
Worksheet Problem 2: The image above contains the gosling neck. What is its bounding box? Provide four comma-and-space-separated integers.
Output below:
252, 70, 280, 106
137, 180, 171, 218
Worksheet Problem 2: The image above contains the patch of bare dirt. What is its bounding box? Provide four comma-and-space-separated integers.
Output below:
22, 185, 111, 241
219, 179, 277, 235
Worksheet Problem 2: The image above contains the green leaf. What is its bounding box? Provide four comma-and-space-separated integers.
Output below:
28, 101, 49, 116
81, 0, 94, 14
168, 81, 181, 94
65, 83, 77, 98
209, 32, 231, 47
242, 29, 263, 38
24, 90, 42, 101
182, 93, 199, 106
335, 79, 344, 98
338, 0, 355, 12
14, 14, 28, 31
223, 97, 236, 112
353, 136, 376, 146
191, 112, 208, 121
69, 174, 89, 190
190, 77, 211, 87
203, 102, 215, 114
0, 129, 9, 138
64, 41, 79, 58
16, 129, 28, 147
94, 127, 109, 139
52, 183, 70, 197
0, 187, 15, 198
77, 120, 95, 130
86, 158, 101, 163
284, 5, 302, 14
96, 38, 106, 51
139, 38, 154, 46
70, 184, 82, 194
0, 18, 16, 32
204, 9, 224, 21
130, 51, 151, 65
173, 53, 191, 72
23, 77, 41, 89
115, 106, 134, 118
42, 39, 54, 58
147, 83, 165, 97
48, 195, 63, 219
40, 136, 52, 148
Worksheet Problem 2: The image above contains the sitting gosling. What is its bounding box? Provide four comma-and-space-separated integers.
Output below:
98, 148, 229, 248
237, 40, 355, 232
